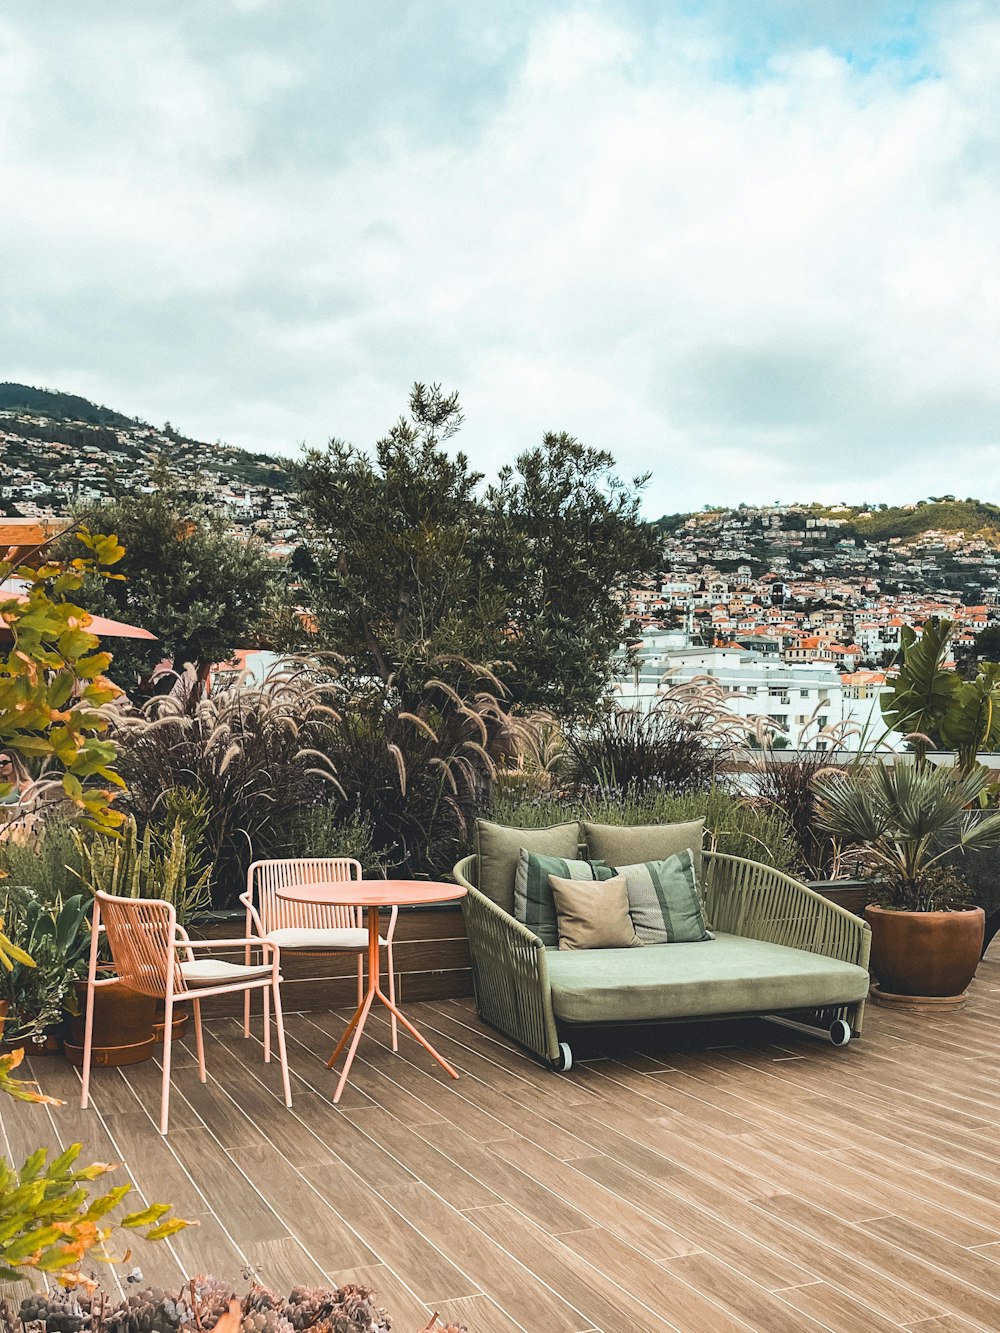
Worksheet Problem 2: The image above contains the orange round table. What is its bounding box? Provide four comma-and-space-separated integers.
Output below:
275, 879, 466, 1103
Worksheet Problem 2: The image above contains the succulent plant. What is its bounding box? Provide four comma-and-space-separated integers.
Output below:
19, 1290, 93, 1333
16, 1277, 398, 1333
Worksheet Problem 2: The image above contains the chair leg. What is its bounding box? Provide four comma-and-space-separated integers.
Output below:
243, 987, 251, 1039
80, 979, 97, 1110
193, 999, 206, 1082
263, 984, 271, 1063
356, 953, 363, 1006
159, 995, 174, 1136
386, 942, 398, 1052
270, 981, 293, 1108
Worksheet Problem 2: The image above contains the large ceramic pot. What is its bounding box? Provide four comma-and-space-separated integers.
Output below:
64, 980, 157, 1068
864, 904, 986, 1011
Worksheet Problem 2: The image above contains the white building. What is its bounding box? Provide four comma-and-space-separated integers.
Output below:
614, 638, 902, 751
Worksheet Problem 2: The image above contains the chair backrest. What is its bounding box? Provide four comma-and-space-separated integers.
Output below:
247, 858, 363, 933
96, 890, 183, 998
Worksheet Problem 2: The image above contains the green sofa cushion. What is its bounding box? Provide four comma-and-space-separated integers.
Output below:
544, 933, 870, 1025
475, 819, 580, 914
583, 819, 705, 882
618, 849, 712, 944
514, 851, 614, 947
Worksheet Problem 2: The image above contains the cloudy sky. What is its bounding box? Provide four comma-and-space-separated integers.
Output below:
3, 0, 999, 514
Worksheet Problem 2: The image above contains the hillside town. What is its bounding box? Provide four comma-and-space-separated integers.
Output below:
5, 399, 1000, 750
617, 504, 1000, 745
0, 404, 302, 558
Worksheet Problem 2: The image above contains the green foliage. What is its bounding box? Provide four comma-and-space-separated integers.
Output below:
563, 682, 749, 796
813, 762, 1000, 909
72, 814, 212, 928
0, 1137, 190, 1288
293, 383, 660, 715
850, 498, 1000, 544
488, 786, 798, 873
881, 619, 1000, 769
279, 805, 383, 871
0, 531, 126, 835
60, 474, 284, 686
112, 666, 341, 904
481, 431, 661, 715
0, 819, 85, 903
0, 382, 138, 427
0, 891, 90, 1043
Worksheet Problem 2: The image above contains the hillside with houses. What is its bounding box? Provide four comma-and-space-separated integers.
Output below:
0, 382, 300, 558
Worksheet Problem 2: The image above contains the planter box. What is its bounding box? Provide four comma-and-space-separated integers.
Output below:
189, 903, 472, 1018
807, 880, 870, 919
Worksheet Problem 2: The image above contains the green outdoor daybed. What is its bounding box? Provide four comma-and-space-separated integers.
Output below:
453, 820, 871, 1071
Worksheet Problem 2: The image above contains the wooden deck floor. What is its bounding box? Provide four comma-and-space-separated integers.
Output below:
4, 952, 1000, 1333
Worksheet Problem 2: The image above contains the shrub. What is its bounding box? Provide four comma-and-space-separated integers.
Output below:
72, 814, 212, 929
279, 805, 384, 872
0, 818, 84, 902
321, 663, 516, 878
112, 664, 340, 905
0, 889, 90, 1045
489, 785, 798, 873
564, 678, 750, 796
746, 749, 846, 880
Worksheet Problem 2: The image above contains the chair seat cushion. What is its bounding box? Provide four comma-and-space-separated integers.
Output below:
264, 927, 384, 950
181, 959, 274, 986
544, 933, 870, 1025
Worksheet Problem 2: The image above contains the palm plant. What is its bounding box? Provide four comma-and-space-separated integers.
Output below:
812, 762, 1000, 910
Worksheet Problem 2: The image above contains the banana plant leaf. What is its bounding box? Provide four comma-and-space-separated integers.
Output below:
880, 620, 959, 749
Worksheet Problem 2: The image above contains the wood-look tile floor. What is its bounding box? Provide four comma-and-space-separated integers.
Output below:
4, 952, 1000, 1332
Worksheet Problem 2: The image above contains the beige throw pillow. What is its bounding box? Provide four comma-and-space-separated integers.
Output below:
548, 872, 642, 951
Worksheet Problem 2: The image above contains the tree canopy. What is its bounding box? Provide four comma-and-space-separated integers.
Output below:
292, 384, 660, 714
61, 476, 283, 688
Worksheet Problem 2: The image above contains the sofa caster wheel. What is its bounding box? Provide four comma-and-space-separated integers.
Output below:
829, 1019, 852, 1047
551, 1042, 573, 1072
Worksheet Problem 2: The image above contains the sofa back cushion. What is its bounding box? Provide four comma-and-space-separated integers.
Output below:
514, 851, 614, 946
549, 873, 641, 951
475, 819, 580, 914
618, 850, 712, 944
583, 818, 706, 880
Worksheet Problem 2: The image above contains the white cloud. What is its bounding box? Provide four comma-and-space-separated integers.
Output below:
1, 2, 999, 513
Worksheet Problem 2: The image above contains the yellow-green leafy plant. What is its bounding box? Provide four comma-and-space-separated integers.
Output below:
72, 814, 211, 928
0, 528, 127, 836
0, 1053, 192, 1290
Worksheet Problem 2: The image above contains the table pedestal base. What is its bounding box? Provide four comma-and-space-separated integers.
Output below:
326, 904, 459, 1103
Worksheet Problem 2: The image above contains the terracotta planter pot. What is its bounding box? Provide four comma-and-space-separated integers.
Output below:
153, 1003, 188, 1043
864, 904, 986, 1011
64, 980, 157, 1068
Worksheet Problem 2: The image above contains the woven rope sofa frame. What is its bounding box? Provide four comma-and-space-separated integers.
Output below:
453, 848, 871, 1068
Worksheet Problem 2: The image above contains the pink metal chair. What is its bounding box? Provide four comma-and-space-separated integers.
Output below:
241, 858, 398, 1051
80, 890, 292, 1135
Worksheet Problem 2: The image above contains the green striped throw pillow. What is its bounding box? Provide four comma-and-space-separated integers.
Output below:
514, 850, 614, 946
618, 849, 712, 944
